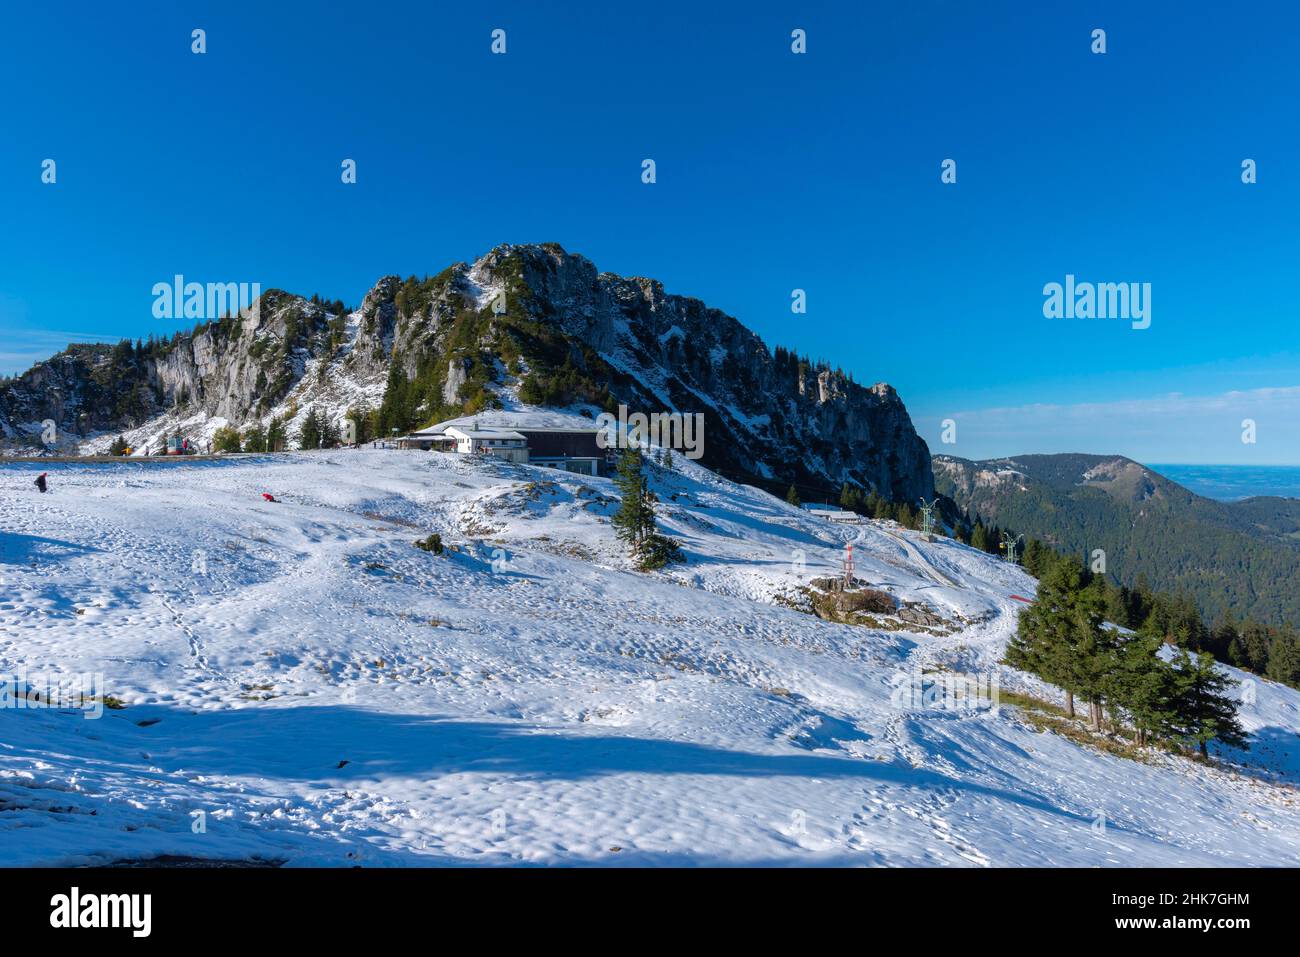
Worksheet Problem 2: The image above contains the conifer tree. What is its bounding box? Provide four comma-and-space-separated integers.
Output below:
785, 484, 801, 507
346, 404, 372, 445
1170, 650, 1249, 757
298, 408, 324, 450
613, 448, 654, 548
612, 447, 681, 569
1006, 556, 1073, 709
319, 415, 340, 449
243, 423, 268, 453
1005, 556, 1111, 723
266, 416, 288, 452
1227, 635, 1249, 669
1266, 632, 1300, 686
839, 482, 856, 511
377, 354, 412, 435
1068, 588, 1118, 731
212, 426, 243, 453
1105, 635, 1180, 746
1240, 621, 1272, 673
1022, 538, 1047, 576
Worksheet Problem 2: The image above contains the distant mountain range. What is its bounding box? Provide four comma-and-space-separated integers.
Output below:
935, 453, 1300, 628
0, 243, 934, 503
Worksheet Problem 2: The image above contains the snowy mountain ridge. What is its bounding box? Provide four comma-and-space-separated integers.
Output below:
1, 244, 933, 502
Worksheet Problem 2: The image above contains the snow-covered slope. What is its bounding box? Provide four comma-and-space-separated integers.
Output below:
1, 451, 1297, 866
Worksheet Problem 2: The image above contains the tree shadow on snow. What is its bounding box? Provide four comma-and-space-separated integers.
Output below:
0, 532, 101, 566
123, 704, 1092, 829
1215, 723, 1300, 785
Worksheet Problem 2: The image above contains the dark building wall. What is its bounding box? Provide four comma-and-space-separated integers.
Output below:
518, 429, 602, 458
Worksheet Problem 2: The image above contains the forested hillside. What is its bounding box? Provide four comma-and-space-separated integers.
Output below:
934, 453, 1300, 628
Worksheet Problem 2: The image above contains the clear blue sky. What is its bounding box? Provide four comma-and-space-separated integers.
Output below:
3, 1, 1298, 463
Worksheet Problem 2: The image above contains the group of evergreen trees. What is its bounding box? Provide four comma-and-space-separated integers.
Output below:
344, 404, 377, 445
242, 417, 288, 453
783, 480, 924, 528
831, 476, 1300, 696
375, 352, 441, 437
990, 523, 1300, 694
517, 355, 614, 409
306, 293, 348, 318
612, 448, 684, 570
778, 480, 921, 528
807, 478, 1300, 696
770, 345, 856, 386
212, 426, 242, 453
1006, 554, 1248, 757
375, 350, 497, 438
231, 406, 387, 454
105, 403, 387, 458
296, 408, 340, 450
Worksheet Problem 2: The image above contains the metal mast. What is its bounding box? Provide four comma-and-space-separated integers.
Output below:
918, 497, 941, 540
1000, 532, 1025, 564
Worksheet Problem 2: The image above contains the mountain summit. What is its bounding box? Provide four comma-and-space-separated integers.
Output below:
0, 243, 933, 502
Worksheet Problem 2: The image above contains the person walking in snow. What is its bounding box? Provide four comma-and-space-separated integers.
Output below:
34, 472, 48, 493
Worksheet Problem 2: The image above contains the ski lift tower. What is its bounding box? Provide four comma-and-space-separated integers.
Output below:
1000, 532, 1025, 564
918, 498, 941, 542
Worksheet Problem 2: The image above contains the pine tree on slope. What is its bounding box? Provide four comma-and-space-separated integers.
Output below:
613, 448, 654, 548
1006, 556, 1111, 723
1105, 635, 1181, 746
1170, 650, 1249, 758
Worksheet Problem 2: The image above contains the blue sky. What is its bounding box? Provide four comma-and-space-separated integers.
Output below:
2, 1, 1298, 463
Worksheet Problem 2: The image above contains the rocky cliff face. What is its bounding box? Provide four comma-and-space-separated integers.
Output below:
0, 292, 335, 444
480, 244, 933, 500
0, 243, 933, 501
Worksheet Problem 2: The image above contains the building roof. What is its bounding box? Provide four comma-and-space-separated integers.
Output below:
804, 504, 859, 519
411, 410, 604, 437
445, 426, 526, 441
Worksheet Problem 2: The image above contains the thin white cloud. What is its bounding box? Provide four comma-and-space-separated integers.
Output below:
0, 329, 120, 376
927, 386, 1300, 465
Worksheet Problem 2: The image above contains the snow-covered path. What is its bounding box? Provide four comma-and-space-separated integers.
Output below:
1, 450, 1297, 866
